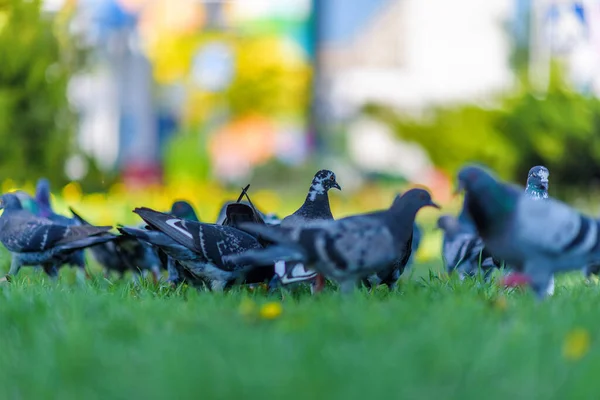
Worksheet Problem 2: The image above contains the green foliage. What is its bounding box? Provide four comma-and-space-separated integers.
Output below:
365, 84, 600, 194
0, 0, 77, 185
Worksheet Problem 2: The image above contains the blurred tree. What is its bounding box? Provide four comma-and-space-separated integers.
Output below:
0, 0, 79, 185
365, 80, 600, 196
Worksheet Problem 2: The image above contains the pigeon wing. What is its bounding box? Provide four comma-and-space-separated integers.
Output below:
513, 196, 598, 256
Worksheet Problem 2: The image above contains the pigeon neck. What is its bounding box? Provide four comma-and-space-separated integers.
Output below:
464, 189, 513, 237
37, 204, 53, 218
525, 185, 548, 200
387, 204, 421, 238
299, 189, 333, 219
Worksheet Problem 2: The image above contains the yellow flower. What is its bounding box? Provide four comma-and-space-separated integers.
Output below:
259, 302, 283, 320
563, 328, 591, 361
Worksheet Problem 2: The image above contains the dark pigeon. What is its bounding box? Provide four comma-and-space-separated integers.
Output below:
226, 188, 439, 293
457, 165, 600, 299
163, 200, 202, 285
34, 178, 87, 273
124, 207, 273, 290
0, 193, 114, 278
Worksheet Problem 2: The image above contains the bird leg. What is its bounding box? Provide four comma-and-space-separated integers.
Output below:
310, 274, 326, 294
8, 256, 21, 277
42, 264, 59, 278
338, 280, 356, 294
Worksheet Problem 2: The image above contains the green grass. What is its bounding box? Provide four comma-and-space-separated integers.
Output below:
1, 257, 600, 399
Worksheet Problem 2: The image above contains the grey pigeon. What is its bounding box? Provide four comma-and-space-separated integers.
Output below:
457, 165, 600, 298
525, 166, 549, 200
121, 207, 273, 290
437, 215, 497, 279
363, 219, 424, 290
0, 193, 114, 278
34, 178, 87, 273
226, 188, 439, 293
216, 200, 279, 226
523, 165, 554, 295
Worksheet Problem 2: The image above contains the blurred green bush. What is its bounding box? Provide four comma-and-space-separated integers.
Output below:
0, 0, 86, 186
364, 82, 600, 197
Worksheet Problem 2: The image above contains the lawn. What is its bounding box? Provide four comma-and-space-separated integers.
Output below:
1, 255, 600, 400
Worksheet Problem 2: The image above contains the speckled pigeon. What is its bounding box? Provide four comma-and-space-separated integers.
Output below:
458, 165, 600, 298
122, 207, 273, 290
525, 166, 549, 200
235, 170, 341, 292
34, 178, 87, 273
226, 188, 439, 293
0, 193, 114, 278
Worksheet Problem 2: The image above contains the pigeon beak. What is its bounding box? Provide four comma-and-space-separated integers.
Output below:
333, 182, 341, 191
429, 200, 441, 209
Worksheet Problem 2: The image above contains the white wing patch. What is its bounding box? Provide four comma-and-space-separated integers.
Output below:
165, 218, 193, 239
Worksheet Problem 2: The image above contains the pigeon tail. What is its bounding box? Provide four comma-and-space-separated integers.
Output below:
117, 227, 174, 247
236, 223, 295, 245
58, 234, 116, 252
69, 207, 92, 226
56, 225, 113, 246
224, 244, 306, 267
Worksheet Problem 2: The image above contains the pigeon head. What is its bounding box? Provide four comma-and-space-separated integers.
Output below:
437, 215, 460, 233
13, 191, 38, 214
457, 165, 518, 236
525, 165, 549, 199
391, 188, 440, 211
0, 193, 24, 211
35, 178, 51, 206
170, 200, 199, 222
307, 169, 341, 201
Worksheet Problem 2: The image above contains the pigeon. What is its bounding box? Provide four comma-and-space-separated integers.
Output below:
0, 193, 114, 278
69, 208, 127, 277
236, 170, 341, 292
525, 166, 549, 200
280, 169, 341, 227
275, 169, 341, 291
362, 218, 424, 290
119, 207, 273, 291
522, 165, 554, 295
162, 200, 202, 285
216, 200, 278, 225
437, 215, 497, 279
34, 178, 87, 273
226, 188, 439, 293
457, 165, 600, 298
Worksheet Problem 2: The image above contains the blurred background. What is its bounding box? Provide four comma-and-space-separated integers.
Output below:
2, 0, 600, 213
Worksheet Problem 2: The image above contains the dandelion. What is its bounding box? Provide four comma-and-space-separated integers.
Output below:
562, 328, 591, 361
259, 302, 283, 320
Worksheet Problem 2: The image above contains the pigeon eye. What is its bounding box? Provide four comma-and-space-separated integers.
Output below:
330, 176, 335, 181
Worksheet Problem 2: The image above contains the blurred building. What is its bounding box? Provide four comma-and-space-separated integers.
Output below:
317, 0, 514, 118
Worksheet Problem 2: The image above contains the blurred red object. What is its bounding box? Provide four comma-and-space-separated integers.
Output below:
122, 162, 163, 189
